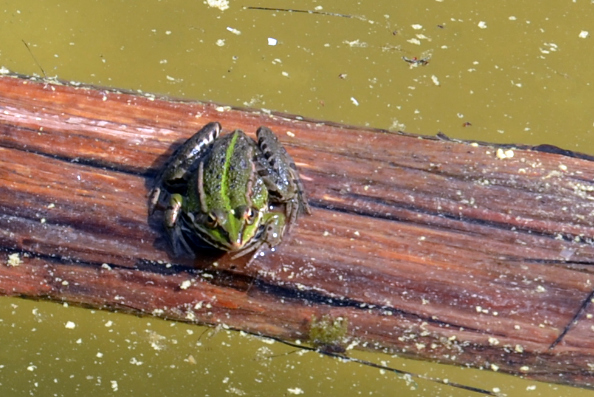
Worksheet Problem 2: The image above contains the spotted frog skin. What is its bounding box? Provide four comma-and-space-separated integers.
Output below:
149, 122, 310, 263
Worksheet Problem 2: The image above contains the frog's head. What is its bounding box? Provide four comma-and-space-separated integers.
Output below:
188, 205, 265, 252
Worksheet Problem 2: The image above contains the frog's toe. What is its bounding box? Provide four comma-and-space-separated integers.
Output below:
284, 201, 298, 231
299, 192, 312, 215
168, 226, 195, 258
148, 188, 162, 214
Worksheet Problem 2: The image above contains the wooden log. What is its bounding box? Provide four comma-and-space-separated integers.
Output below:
1, 72, 594, 389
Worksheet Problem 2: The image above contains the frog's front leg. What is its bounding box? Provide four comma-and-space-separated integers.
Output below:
161, 193, 191, 257
163, 193, 201, 257
259, 212, 287, 249
164, 193, 184, 228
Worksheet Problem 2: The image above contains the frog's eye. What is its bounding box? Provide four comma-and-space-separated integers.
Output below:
205, 212, 218, 228
245, 207, 257, 224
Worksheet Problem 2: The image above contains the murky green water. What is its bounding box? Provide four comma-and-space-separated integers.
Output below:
2, 1, 594, 396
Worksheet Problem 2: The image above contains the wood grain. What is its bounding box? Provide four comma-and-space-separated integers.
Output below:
1, 72, 594, 389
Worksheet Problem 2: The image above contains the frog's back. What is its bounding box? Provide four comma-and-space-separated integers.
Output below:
202, 131, 267, 211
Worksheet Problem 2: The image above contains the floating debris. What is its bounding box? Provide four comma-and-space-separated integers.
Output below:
402, 56, 430, 66
244, 6, 374, 24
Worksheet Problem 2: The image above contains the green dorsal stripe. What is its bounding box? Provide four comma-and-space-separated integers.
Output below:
221, 131, 239, 210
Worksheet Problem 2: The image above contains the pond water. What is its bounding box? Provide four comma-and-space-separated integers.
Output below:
2, 1, 594, 396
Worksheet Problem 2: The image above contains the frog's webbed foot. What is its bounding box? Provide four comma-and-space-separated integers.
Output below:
166, 221, 196, 258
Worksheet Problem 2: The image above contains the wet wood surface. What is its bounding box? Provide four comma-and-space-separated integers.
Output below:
1, 72, 594, 390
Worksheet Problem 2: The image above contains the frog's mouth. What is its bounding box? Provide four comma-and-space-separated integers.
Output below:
229, 225, 266, 259
180, 211, 265, 253
226, 216, 265, 252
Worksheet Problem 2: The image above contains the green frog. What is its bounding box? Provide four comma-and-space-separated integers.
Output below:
149, 122, 310, 263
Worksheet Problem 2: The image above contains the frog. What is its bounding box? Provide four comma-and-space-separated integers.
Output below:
149, 121, 311, 264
